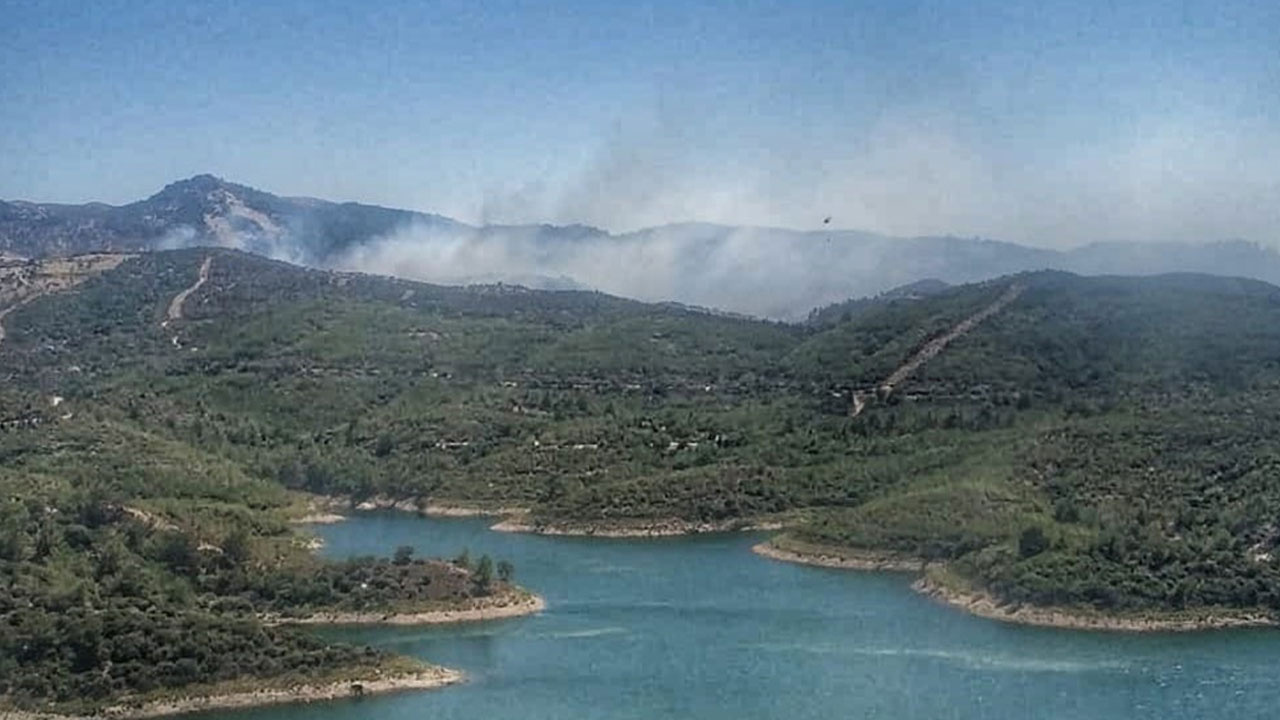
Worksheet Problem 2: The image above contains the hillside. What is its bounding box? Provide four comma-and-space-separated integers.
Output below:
6, 248, 1280, 708
787, 272, 1280, 617
0, 252, 545, 712
8, 175, 1280, 320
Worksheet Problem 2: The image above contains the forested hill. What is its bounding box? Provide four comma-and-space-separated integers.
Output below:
7, 248, 1280, 709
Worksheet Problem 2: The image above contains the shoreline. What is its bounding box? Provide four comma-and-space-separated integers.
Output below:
423, 503, 529, 518
293, 496, 533, 525
491, 516, 782, 538
912, 575, 1278, 633
296, 494, 784, 538
754, 538, 1277, 632
291, 512, 346, 524
2, 667, 463, 720
293, 499, 1279, 633
751, 539, 926, 572
116, 668, 464, 719
270, 592, 546, 626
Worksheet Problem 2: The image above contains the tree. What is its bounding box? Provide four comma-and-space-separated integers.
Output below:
497, 559, 514, 583
154, 531, 200, 576
474, 554, 494, 591
1018, 526, 1050, 558
393, 545, 415, 566
223, 528, 253, 568
33, 518, 60, 560
452, 548, 471, 570
0, 503, 27, 562
94, 536, 128, 579
1052, 498, 1081, 524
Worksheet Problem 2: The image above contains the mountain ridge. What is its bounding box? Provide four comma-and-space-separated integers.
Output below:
4, 174, 1279, 319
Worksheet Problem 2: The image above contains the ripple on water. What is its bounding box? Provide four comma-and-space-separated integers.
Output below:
746, 642, 1132, 674
538, 627, 629, 639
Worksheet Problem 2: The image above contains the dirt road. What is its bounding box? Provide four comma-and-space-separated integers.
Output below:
852, 282, 1025, 417
166, 255, 213, 323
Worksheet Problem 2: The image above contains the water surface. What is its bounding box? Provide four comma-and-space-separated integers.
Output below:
196, 512, 1277, 719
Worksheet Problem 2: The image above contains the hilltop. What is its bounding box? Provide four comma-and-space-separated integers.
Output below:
0, 175, 462, 260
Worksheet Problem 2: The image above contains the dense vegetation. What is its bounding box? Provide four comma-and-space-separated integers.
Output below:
6, 247, 1280, 707
0, 260, 523, 713
0, 410, 517, 712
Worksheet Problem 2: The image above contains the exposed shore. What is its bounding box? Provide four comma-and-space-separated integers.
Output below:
270, 591, 546, 626
913, 575, 1278, 632
491, 515, 782, 538
755, 537, 1278, 632
423, 503, 529, 518
297, 494, 784, 538
1, 666, 463, 720
751, 539, 926, 572
293, 496, 532, 524
290, 512, 347, 524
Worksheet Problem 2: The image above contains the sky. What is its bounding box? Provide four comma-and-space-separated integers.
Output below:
2, 0, 1279, 247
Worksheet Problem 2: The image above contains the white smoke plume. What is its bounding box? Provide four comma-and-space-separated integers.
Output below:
323, 110, 1280, 320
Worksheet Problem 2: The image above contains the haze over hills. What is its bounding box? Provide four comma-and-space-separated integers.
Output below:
3, 174, 1279, 319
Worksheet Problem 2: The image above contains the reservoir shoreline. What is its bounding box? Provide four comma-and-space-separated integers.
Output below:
298, 496, 782, 537
751, 538, 926, 572
490, 516, 782, 537
1, 667, 463, 720
912, 575, 1277, 632
267, 592, 546, 626
299, 500, 1279, 634
753, 538, 1279, 633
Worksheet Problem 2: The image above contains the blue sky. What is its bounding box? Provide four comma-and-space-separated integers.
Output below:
2, 0, 1278, 245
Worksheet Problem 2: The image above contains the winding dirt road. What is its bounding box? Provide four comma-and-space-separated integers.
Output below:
852, 282, 1025, 417
166, 255, 213, 323
0, 301, 25, 349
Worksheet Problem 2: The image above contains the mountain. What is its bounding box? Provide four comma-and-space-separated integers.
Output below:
4, 175, 1280, 320
0, 174, 462, 260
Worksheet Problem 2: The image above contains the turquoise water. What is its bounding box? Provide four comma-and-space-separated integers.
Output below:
197, 512, 1277, 719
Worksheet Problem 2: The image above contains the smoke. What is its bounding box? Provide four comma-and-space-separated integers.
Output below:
431, 108, 1280, 250
321, 108, 1280, 320
127, 105, 1266, 321
156, 225, 198, 251
321, 114, 1004, 319
331, 222, 896, 320
155, 211, 309, 266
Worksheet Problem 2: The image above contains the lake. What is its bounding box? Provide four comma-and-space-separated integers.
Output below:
193, 512, 1278, 719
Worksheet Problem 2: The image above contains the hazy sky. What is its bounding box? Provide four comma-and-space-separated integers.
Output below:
2, 0, 1278, 246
